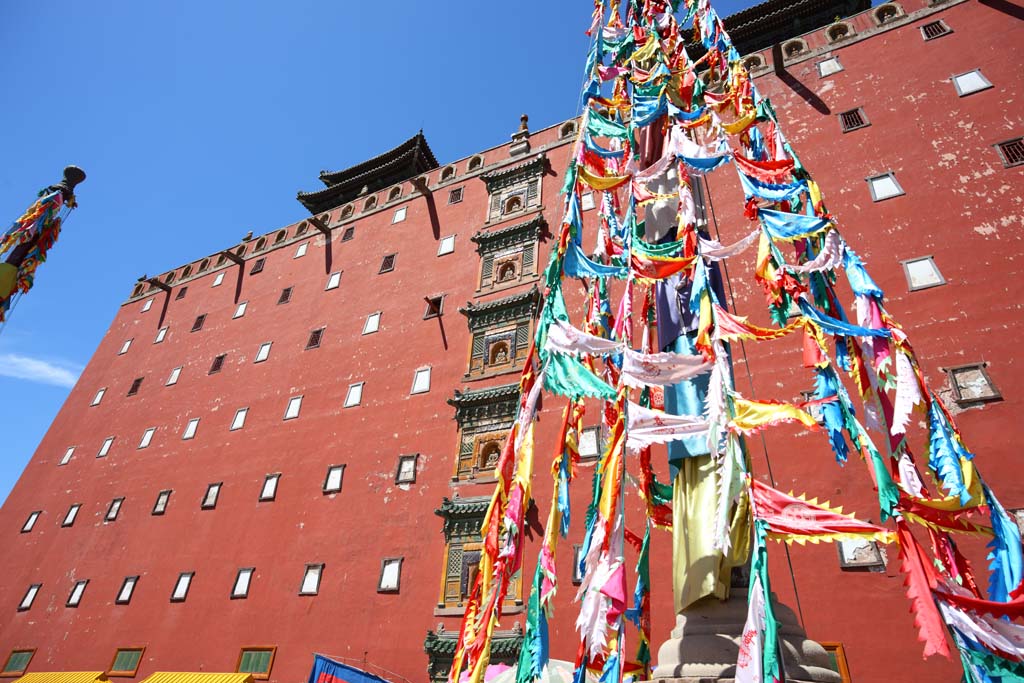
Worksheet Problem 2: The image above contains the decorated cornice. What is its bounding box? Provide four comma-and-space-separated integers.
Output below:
459, 287, 540, 331
434, 496, 491, 541
478, 154, 547, 193
447, 382, 520, 425
424, 628, 523, 657
470, 215, 547, 255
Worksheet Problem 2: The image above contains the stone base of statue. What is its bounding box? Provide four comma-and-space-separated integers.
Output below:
645, 592, 841, 683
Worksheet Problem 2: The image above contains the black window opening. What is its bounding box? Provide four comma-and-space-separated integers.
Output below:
306, 328, 325, 350
175, 286, 188, 300
277, 287, 293, 305
921, 20, 951, 40
341, 226, 355, 242
996, 138, 1024, 168
448, 187, 464, 204
839, 108, 868, 133
379, 254, 396, 273
127, 377, 144, 396
209, 353, 227, 374
250, 258, 266, 274
191, 314, 207, 332
423, 296, 444, 319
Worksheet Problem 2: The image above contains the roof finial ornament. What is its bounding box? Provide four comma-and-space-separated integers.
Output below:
519, 113, 529, 133
510, 113, 531, 156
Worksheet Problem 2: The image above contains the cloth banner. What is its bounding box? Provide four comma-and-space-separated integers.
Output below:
626, 401, 708, 451
545, 320, 624, 357
620, 348, 711, 388
751, 479, 896, 544
307, 654, 391, 683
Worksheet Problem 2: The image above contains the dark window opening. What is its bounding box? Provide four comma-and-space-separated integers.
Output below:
209, 353, 226, 374
127, 377, 143, 396
379, 254, 396, 273
839, 108, 869, 132
448, 187, 464, 204
250, 258, 266, 274
342, 226, 355, 241
306, 328, 325, 350
175, 286, 188, 300
423, 296, 444, 319
191, 314, 207, 332
277, 287, 293, 305
996, 138, 1024, 168
921, 20, 950, 40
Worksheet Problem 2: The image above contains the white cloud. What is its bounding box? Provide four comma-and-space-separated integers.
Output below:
0, 353, 82, 388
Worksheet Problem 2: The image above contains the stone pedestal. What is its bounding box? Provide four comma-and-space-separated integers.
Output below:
647, 593, 841, 683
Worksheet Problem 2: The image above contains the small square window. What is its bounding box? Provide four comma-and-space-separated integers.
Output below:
115, 576, 139, 605
323, 465, 345, 493
152, 490, 172, 515
953, 69, 992, 96
21, 511, 41, 533
411, 367, 431, 394
839, 108, 869, 133
423, 295, 444, 319
154, 326, 168, 343
392, 207, 407, 224
105, 497, 124, 522
138, 427, 156, 449
579, 426, 602, 460
67, 579, 89, 607
379, 254, 396, 273
232, 568, 254, 599
396, 454, 417, 484
901, 256, 945, 291
127, 377, 143, 396
108, 647, 144, 677
448, 187, 464, 204
817, 57, 842, 77
277, 287, 293, 305
118, 339, 132, 355
305, 328, 325, 350
202, 482, 222, 510
175, 286, 188, 301
284, 396, 302, 420
141, 298, 153, 312
920, 20, 951, 40
98, 436, 115, 458
91, 388, 106, 406
171, 572, 194, 602
866, 172, 904, 201
255, 342, 272, 363
60, 447, 75, 466
212, 272, 225, 287
947, 363, 1001, 405
837, 538, 886, 570
362, 312, 381, 335
995, 137, 1024, 168
231, 407, 248, 431
326, 271, 342, 290
234, 301, 248, 319
191, 314, 206, 332
341, 226, 355, 242
344, 383, 363, 407
300, 563, 324, 595
821, 643, 852, 682
210, 353, 227, 374
572, 544, 585, 584
260, 474, 280, 502
378, 558, 403, 593
438, 235, 456, 256
3, 649, 35, 675
581, 192, 596, 211
182, 417, 200, 440
237, 646, 276, 679
294, 242, 308, 258
166, 367, 182, 386
62, 503, 81, 527
18, 584, 41, 611
250, 258, 266, 275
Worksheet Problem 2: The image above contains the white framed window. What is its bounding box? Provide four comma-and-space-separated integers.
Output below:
953, 69, 992, 97
294, 242, 308, 258
947, 363, 1001, 405
323, 465, 345, 493
21, 511, 41, 533
344, 383, 363, 407
116, 576, 138, 604
260, 474, 280, 502
105, 497, 123, 521
284, 396, 302, 420
118, 339, 132, 355
152, 490, 171, 515
18, 584, 40, 611
392, 207, 407, 224
202, 482, 222, 509
91, 388, 106, 406
396, 454, 417, 484
98, 436, 115, 458
232, 568, 254, 598
182, 418, 200, 440
378, 558, 402, 593
212, 272, 225, 287
362, 312, 381, 335
154, 327, 168, 343
581, 192, 596, 211
255, 342, 272, 363
166, 366, 182, 386
901, 256, 945, 291
67, 579, 88, 607
230, 407, 248, 431
817, 56, 843, 77
234, 301, 248, 319
171, 572, 193, 602
438, 235, 456, 256
326, 271, 342, 290
141, 298, 153, 312
138, 427, 156, 449
866, 172, 904, 201
411, 367, 431, 394
60, 447, 75, 466
62, 504, 81, 527
300, 564, 324, 595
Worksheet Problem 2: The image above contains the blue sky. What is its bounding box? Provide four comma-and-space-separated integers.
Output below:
0, 0, 755, 505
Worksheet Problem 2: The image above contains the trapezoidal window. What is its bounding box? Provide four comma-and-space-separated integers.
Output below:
921, 20, 951, 40
996, 138, 1024, 168
946, 363, 1001, 405
379, 254, 396, 273
839, 108, 869, 133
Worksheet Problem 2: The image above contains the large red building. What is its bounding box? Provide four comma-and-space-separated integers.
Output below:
1, 0, 1021, 681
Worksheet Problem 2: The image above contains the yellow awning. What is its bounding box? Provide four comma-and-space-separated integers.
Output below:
14, 673, 107, 683
139, 674, 254, 683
